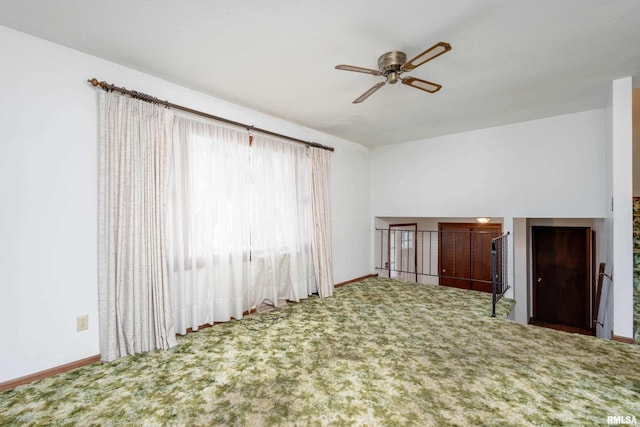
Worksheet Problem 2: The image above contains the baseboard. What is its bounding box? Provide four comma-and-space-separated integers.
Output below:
0, 354, 101, 392
612, 334, 636, 344
335, 273, 378, 288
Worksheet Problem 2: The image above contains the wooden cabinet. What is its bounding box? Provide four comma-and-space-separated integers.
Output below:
438, 223, 502, 293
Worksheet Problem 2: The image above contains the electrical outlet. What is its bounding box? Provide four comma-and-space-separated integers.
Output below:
77, 315, 88, 331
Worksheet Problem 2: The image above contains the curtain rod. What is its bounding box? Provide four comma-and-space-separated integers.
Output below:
87, 78, 335, 152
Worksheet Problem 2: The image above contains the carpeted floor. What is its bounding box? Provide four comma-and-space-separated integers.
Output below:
1, 277, 638, 426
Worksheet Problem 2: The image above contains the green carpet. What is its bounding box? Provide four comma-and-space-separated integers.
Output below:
1, 277, 638, 426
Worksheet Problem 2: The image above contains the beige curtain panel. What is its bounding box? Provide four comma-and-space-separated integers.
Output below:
98, 91, 178, 362
309, 147, 334, 298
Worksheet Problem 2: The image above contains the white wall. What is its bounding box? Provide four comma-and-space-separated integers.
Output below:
611, 77, 634, 340
0, 26, 370, 383
598, 85, 615, 339
330, 141, 371, 284
512, 218, 528, 324
371, 109, 607, 219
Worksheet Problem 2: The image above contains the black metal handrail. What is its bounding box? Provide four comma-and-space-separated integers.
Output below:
491, 232, 510, 317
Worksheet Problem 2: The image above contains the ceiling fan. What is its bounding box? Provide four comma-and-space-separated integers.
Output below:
335, 41, 452, 104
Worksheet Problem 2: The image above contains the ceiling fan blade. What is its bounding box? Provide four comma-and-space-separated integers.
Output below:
403, 41, 451, 71
353, 82, 386, 104
401, 77, 442, 93
335, 64, 383, 76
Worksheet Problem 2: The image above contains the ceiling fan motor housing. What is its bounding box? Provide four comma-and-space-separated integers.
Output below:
378, 51, 407, 84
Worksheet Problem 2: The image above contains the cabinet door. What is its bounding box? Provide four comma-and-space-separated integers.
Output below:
438, 226, 471, 289
470, 230, 496, 292
438, 223, 502, 292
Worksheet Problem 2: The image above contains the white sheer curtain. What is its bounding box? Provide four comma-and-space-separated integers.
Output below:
167, 116, 317, 334
98, 91, 178, 362
250, 135, 316, 307
309, 147, 334, 298
167, 116, 251, 335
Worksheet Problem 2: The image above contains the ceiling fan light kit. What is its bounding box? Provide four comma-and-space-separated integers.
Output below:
335, 41, 452, 103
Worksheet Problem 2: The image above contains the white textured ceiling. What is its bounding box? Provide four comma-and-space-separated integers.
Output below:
1, 0, 640, 147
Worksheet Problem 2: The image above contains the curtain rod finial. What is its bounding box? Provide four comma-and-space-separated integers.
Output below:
88, 78, 105, 88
